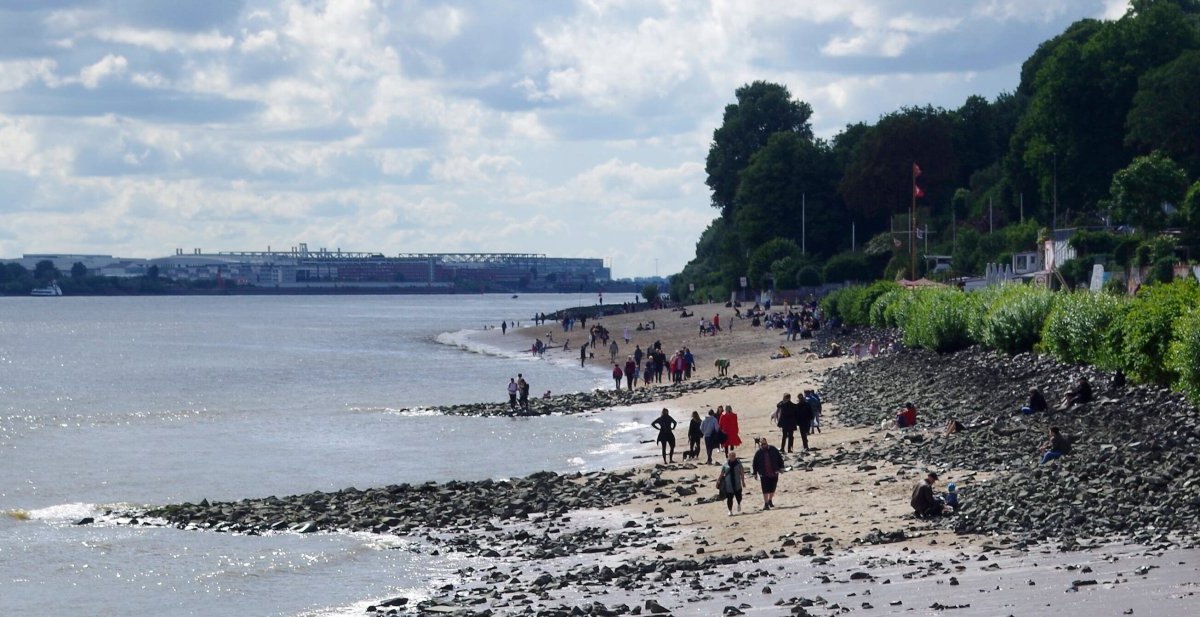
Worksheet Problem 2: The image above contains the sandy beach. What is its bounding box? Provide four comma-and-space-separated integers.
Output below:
480, 302, 1200, 616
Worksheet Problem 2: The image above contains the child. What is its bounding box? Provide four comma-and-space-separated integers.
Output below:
945, 483, 959, 510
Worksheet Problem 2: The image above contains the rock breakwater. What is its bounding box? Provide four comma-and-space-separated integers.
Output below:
419, 375, 765, 417
821, 346, 1200, 546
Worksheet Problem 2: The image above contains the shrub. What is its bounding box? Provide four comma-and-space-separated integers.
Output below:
1041, 291, 1129, 368
1118, 279, 1200, 384
1168, 308, 1200, 404
834, 286, 869, 326
850, 280, 899, 326
902, 288, 978, 353
823, 252, 873, 284
795, 265, 823, 287
883, 288, 921, 328
974, 284, 1056, 354
869, 288, 906, 327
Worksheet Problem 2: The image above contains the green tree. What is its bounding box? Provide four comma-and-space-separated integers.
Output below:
839, 106, 958, 237
823, 252, 873, 284
705, 81, 814, 219
34, 260, 60, 282
746, 238, 802, 290
71, 262, 88, 279
641, 284, 660, 303
1183, 180, 1200, 235
733, 132, 844, 257
147, 264, 160, 280
1126, 49, 1200, 175
1108, 151, 1189, 233
795, 265, 823, 287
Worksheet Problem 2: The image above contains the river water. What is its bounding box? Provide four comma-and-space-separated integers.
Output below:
0, 294, 647, 616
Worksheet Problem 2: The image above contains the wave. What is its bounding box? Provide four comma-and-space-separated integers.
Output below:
433, 329, 540, 361
17, 502, 100, 522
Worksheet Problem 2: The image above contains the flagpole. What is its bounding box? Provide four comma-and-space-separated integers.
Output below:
911, 162, 917, 280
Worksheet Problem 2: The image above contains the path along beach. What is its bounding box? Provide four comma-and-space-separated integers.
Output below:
131, 301, 1200, 616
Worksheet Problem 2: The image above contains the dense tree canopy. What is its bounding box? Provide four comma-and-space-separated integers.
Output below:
673, 2, 1200, 301
705, 81, 813, 219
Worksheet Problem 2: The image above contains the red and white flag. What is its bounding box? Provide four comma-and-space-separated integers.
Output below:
914, 184, 925, 198
913, 163, 922, 177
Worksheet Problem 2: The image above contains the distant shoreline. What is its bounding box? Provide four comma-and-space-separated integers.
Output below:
1, 284, 647, 298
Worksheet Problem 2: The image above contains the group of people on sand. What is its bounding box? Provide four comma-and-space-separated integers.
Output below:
610, 342, 698, 390
646, 389, 827, 517
908, 376, 1098, 517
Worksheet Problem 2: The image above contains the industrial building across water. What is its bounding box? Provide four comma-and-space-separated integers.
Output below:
6, 244, 612, 292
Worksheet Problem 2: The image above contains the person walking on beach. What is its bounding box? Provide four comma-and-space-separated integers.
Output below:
624, 356, 637, 390
774, 393, 800, 453
804, 390, 823, 433
634, 344, 643, 369
751, 437, 785, 510
718, 405, 742, 453
651, 408, 678, 463
612, 363, 623, 390
796, 393, 814, 451
517, 374, 530, 412
718, 451, 745, 515
501, 320, 507, 335
609, 339, 619, 364
507, 378, 518, 411
687, 411, 703, 459
701, 409, 720, 463
624, 326, 631, 344
580, 342, 588, 367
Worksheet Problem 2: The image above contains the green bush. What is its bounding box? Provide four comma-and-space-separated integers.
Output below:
835, 286, 869, 326
869, 288, 906, 327
902, 288, 978, 353
974, 284, 1055, 354
820, 287, 851, 322
883, 288, 921, 328
1168, 308, 1200, 404
795, 265, 823, 287
1118, 279, 1200, 384
851, 281, 899, 326
1040, 291, 1129, 368
823, 252, 873, 284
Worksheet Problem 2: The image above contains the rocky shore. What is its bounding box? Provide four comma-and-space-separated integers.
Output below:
99, 305, 1200, 616
823, 345, 1200, 547
419, 375, 765, 417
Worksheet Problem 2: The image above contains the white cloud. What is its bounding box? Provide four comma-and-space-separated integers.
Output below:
0, 59, 58, 92
80, 54, 128, 89
93, 28, 235, 52
0, 0, 1123, 276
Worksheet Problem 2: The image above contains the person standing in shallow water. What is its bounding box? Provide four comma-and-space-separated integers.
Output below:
507, 378, 518, 411
651, 408, 678, 463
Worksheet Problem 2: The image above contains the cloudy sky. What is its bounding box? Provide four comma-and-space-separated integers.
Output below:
0, 0, 1126, 277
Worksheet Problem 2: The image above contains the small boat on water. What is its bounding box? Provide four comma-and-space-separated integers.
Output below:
30, 281, 63, 297
512, 294, 519, 298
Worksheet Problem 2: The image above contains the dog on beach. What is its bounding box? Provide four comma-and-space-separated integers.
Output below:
802, 352, 819, 361
681, 449, 699, 461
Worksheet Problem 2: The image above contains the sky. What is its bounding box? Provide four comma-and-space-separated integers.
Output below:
0, 0, 1128, 278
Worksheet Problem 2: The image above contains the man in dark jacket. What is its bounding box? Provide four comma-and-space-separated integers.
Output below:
796, 395, 815, 451
911, 472, 948, 517
775, 394, 800, 453
751, 438, 786, 510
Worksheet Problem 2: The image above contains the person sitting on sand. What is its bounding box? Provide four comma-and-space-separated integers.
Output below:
1021, 387, 1048, 414
1056, 377, 1092, 410
911, 472, 951, 517
895, 402, 918, 428
1039, 426, 1072, 464
770, 345, 791, 360
945, 482, 960, 510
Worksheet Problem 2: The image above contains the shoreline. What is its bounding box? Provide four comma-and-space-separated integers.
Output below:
103, 302, 1200, 615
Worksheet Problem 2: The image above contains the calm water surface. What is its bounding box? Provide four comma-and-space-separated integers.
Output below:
0, 294, 648, 616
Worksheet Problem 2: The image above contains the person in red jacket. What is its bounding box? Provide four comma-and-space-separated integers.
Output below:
612, 364, 623, 390
895, 402, 918, 428
718, 405, 742, 453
